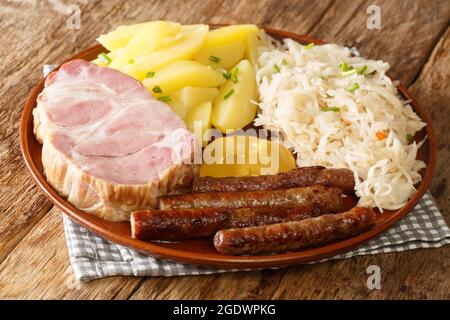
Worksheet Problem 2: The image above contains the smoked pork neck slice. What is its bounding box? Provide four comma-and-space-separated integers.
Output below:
33, 59, 197, 221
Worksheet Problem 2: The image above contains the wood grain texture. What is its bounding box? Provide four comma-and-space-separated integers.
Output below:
309, 0, 450, 86
0, 207, 141, 299
410, 26, 450, 217
0, 0, 449, 299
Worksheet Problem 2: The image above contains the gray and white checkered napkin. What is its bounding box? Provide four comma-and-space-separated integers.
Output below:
63, 191, 450, 281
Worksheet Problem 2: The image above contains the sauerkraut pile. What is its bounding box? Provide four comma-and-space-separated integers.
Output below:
255, 35, 426, 210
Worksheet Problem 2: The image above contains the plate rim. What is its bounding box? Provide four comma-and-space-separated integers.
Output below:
19, 27, 437, 268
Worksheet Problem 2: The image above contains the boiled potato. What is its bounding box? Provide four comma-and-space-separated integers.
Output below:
97, 22, 153, 51
205, 25, 259, 47
179, 87, 218, 111
245, 32, 260, 69
165, 91, 187, 119
184, 101, 213, 146
109, 21, 181, 70
195, 38, 245, 69
211, 60, 257, 132
157, 24, 205, 49
200, 136, 296, 177
124, 24, 209, 80
142, 60, 225, 94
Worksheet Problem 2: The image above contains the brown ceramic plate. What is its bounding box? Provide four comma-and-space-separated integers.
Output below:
20, 28, 437, 268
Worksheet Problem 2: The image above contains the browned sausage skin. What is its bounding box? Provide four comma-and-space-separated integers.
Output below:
131, 203, 341, 241
131, 209, 230, 241
159, 185, 343, 211
213, 207, 376, 255
193, 166, 356, 193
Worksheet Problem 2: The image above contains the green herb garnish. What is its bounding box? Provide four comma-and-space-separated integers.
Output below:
223, 71, 231, 79
231, 67, 239, 83
406, 133, 414, 143
152, 85, 163, 94
223, 89, 235, 100
209, 55, 221, 63
322, 106, 341, 112
304, 43, 315, 49
97, 53, 111, 65
346, 83, 360, 93
339, 62, 353, 72
145, 71, 155, 78
357, 65, 368, 75
273, 64, 281, 73
282, 59, 288, 65
158, 95, 172, 103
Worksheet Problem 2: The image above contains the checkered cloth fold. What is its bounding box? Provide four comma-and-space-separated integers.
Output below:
64, 191, 450, 281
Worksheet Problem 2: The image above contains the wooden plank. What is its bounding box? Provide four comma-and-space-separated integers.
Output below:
130, 248, 449, 299
310, 0, 450, 86
0, 207, 141, 299
410, 26, 450, 215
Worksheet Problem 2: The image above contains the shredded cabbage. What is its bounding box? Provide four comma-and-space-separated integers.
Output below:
255, 34, 426, 210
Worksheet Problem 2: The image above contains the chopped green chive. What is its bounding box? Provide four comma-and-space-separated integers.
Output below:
97, 53, 111, 65
209, 55, 221, 63
304, 43, 315, 49
223, 71, 231, 79
339, 62, 353, 72
322, 106, 340, 112
128, 59, 135, 64
152, 85, 163, 94
223, 89, 235, 100
357, 65, 368, 75
145, 71, 155, 78
346, 83, 360, 93
282, 59, 288, 65
158, 95, 172, 103
273, 64, 281, 73
342, 69, 357, 77
406, 133, 414, 143
231, 67, 239, 83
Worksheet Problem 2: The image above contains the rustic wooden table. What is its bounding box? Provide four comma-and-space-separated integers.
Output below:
0, 0, 449, 300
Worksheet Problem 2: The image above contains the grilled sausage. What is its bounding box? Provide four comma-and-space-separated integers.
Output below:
213, 207, 376, 255
193, 166, 355, 193
159, 185, 343, 211
131, 203, 339, 241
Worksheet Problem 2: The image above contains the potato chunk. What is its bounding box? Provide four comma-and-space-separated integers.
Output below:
166, 91, 187, 119
245, 32, 260, 69
185, 101, 213, 146
124, 24, 209, 80
195, 39, 245, 69
109, 21, 181, 70
97, 22, 153, 51
205, 25, 259, 47
142, 60, 225, 94
179, 87, 218, 111
200, 136, 296, 177
211, 60, 257, 132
